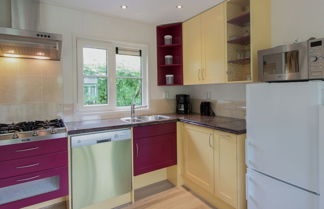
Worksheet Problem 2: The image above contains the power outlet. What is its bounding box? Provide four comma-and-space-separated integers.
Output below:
163, 91, 170, 99
206, 92, 211, 100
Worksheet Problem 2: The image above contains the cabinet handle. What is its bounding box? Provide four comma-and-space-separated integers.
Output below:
16, 175, 40, 182
16, 163, 40, 169
209, 134, 214, 149
198, 68, 201, 80
16, 147, 39, 152
136, 143, 139, 158
202, 68, 206, 80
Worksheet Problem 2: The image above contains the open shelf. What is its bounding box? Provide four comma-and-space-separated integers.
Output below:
228, 35, 250, 45
160, 64, 181, 67
157, 23, 183, 86
158, 44, 181, 48
228, 58, 250, 64
227, 13, 250, 27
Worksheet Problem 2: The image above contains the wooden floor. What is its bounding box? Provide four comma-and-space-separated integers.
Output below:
124, 187, 212, 209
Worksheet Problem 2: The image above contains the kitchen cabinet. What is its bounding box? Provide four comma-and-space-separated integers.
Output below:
182, 124, 214, 192
133, 122, 177, 176
180, 123, 246, 209
183, 0, 270, 84
183, 2, 226, 85
156, 23, 183, 86
226, 0, 271, 82
0, 138, 68, 209
183, 15, 202, 85
214, 131, 238, 208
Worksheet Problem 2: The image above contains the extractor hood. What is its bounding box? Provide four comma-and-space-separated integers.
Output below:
0, 0, 62, 61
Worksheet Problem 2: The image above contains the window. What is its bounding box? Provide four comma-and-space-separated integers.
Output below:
77, 39, 147, 112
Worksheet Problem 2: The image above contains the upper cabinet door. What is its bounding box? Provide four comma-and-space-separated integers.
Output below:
201, 3, 227, 84
183, 15, 202, 85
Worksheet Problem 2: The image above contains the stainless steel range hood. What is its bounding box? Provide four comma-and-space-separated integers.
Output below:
0, 0, 62, 61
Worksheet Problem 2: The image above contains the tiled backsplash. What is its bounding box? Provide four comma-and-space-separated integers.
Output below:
63, 99, 177, 122
191, 99, 246, 119
0, 58, 63, 123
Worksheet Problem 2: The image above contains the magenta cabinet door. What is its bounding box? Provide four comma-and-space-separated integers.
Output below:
133, 122, 177, 176
0, 166, 68, 209
0, 138, 67, 162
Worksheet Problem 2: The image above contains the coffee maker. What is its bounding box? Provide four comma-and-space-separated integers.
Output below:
176, 94, 190, 114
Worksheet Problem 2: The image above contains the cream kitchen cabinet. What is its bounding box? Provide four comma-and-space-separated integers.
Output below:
183, 2, 226, 85
180, 122, 246, 209
182, 123, 214, 192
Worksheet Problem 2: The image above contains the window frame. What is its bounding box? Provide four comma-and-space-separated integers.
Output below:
76, 38, 148, 113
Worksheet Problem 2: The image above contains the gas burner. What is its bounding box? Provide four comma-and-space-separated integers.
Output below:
0, 119, 65, 135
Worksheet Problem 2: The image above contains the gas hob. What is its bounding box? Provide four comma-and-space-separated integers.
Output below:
0, 119, 67, 146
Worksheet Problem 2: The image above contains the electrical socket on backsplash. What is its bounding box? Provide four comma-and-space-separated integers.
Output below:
206, 92, 211, 100
163, 91, 170, 99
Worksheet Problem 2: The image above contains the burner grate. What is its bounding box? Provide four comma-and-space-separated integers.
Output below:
0, 119, 65, 134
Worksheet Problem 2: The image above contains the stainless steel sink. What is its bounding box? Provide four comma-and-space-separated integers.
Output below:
120, 115, 170, 123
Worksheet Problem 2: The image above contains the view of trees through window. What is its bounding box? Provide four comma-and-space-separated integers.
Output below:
82, 47, 143, 107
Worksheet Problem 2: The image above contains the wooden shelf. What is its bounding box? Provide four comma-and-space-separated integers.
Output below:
228, 58, 250, 64
158, 84, 182, 86
227, 13, 250, 27
160, 64, 181, 67
158, 44, 181, 48
227, 35, 250, 45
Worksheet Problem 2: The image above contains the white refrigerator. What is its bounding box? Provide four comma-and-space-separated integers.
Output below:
246, 81, 324, 209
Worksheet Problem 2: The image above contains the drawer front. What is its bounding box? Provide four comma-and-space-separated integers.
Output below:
0, 151, 68, 179
0, 166, 68, 209
134, 122, 176, 139
0, 138, 67, 162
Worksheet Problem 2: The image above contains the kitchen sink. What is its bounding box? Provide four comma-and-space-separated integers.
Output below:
120, 115, 170, 123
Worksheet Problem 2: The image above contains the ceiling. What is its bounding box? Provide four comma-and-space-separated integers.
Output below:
40, 0, 224, 25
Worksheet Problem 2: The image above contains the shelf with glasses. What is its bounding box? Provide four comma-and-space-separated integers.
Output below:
228, 58, 250, 65
227, 35, 250, 45
227, 12, 250, 27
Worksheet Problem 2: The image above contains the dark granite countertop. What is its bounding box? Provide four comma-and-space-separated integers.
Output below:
65, 114, 246, 135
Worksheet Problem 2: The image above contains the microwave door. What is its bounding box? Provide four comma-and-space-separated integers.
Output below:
263, 53, 284, 75
285, 51, 299, 74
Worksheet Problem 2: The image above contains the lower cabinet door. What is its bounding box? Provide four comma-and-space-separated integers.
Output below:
134, 133, 177, 176
0, 166, 68, 209
182, 124, 214, 193
214, 132, 238, 208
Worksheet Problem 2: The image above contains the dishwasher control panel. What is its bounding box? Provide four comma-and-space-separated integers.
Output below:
71, 129, 131, 148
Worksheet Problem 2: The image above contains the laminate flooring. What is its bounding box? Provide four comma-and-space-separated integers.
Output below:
124, 187, 212, 209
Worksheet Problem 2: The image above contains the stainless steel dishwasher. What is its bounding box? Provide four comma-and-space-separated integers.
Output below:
70, 129, 132, 209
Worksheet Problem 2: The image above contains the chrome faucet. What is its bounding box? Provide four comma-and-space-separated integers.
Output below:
130, 88, 141, 121
131, 103, 136, 119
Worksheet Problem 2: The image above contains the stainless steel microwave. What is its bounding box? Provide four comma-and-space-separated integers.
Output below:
258, 41, 308, 82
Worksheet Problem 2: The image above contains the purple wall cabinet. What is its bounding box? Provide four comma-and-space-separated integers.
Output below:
133, 122, 177, 176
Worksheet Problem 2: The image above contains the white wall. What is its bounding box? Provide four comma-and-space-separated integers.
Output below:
272, 0, 324, 46
38, 2, 187, 107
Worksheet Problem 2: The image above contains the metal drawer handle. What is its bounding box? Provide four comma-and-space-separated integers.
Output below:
16, 175, 40, 182
16, 163, 40, 169
16, 147, 39, 152
136, 143, 139, 158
